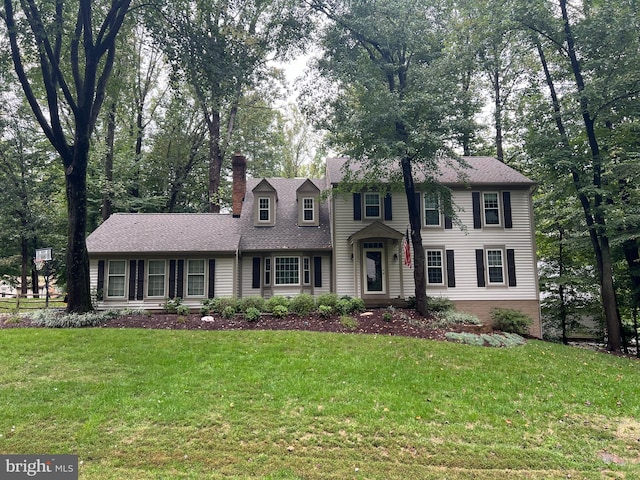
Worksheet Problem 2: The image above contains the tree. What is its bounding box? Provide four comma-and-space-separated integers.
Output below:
1, 0, 133, 312
147, 0, 310, 212
309, 0, 459, 315
514, 0, 640, 351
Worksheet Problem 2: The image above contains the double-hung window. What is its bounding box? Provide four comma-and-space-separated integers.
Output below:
487, 249, 504, 284
187, 259, 205, 297
258, 197, 270, 222
107, 260, 126, 297
426, 250, 444, 285
264, 258, 271, 286
275, 257, 299, 285
424, 193, 441, 226
147, 260, 166, 297
303, 257, 311, 285
483, 193, 500, 225
364, 193, 381, 218
303, 198, 314, 222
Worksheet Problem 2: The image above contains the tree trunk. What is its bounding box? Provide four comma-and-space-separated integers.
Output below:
400, 157, 427, 316
64, 144, 92, 314
493, 68, 504, 163
102, 102, 116, 221
20, 237, 29, 295
208, 111, 223, 213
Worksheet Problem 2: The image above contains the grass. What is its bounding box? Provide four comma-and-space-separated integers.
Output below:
0, 328, 639, 479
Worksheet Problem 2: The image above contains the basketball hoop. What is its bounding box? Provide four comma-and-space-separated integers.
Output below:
34, 259, 45, 271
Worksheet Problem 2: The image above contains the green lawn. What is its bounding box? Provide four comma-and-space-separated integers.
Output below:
0, 328, 638, 479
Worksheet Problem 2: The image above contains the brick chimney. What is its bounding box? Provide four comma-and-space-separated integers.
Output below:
231, 152, 247, 218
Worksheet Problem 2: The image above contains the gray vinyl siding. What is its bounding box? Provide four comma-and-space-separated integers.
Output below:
333, 187, 538, 302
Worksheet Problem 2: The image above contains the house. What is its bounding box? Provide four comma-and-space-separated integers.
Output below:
87, 153, 541, 336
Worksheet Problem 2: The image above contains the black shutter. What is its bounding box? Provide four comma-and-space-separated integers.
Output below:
384, 193, 393, 221
136, 260, 144, 300
446, 250, 456, 288
475, 249, 486, 287
503, 192, 513, 228
176, 259, 184, 298
414, 192, 423, 226
129, 260, 137, 300
252, 257, 261, 289
314, 256, 322, 287
208, 259, 216, 298
168, 260, 176, 298
507, 249, 517, 287
472, 192, 482, 229
353, 193, 362, 220
97, 260, 105, 298
444, 215, 453, 229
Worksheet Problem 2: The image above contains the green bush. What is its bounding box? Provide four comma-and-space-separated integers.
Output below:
340, 315, 358, 329
266, 296, 290, 313
271, 304, 289, 318
336, 296, 365, 314
491, 308, 533, 335
382, 312, 392, 322
290, 294, 316, 315
28, 309, 121, 328
431, 310, 482, 328
426, 296, 455, 313
176, 304, 190, 316
318, 305, 333, 318
214, 298, 239, 315
245, 307, 261, 322
164, 297, 183, 314
238, 296, 266, 313
222, 305, 237, 319
316, 293, 339, 309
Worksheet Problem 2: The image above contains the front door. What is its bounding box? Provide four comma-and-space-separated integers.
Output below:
363, 243, 385, 295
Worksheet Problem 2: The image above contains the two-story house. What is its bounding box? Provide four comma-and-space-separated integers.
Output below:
86, 153, 541, 335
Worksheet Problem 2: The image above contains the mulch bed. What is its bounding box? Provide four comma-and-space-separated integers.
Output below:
0, 308, 489, 341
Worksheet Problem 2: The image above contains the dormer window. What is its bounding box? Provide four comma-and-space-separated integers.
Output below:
303, 198, 314, 222
296, 179, 320, 226
258, 197, 270, 222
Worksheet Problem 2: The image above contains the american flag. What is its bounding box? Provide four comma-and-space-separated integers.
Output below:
403, 229, 412, 268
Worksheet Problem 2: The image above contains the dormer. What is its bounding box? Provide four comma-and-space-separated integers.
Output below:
252, 179, 277, 226
296, 179, 320, 227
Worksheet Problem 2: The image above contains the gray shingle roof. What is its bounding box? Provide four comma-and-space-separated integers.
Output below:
86, 213, 241, 254
326, 156, 535, 187
238, 178, 332, 252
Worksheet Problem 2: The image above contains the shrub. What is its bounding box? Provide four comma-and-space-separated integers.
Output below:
164, 297, 183, 314
426, 296, 455, 313
222, 305, 237, 319
290, 294, 316, 315
318, 305, 333, 318
176, 304, 190, 316
336, 296, 365, 314
214, 298, 239, 315
200, 298, 216, 315
266, 296, 290, 313
491, 308, 533, 335
316, 293, 339, 309
431, 310, 482, 329
382, 312, 393, 322
445, 331, 526, 348
340, 315, 358, 329
245, 307, 261, 322
238, 296, 266, 313
29, 310, 108, 328
272, 304, 289, 318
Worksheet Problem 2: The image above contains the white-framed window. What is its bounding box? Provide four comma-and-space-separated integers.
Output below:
487, 249, 504, 284
364, 193, 381, 218
275, 257, 299, 285
107, 260, 126, 298
264, 257, 271, 286
303, 257, 311, 285
187, 259, 205, 297
426, 250, 444, 285
147, 260, 166, 297
258, 197, 270, 222
424, 193, 441, 226
303, 198, 314, 222
483, 192, 500, 225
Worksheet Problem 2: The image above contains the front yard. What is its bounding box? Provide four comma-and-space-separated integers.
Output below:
0, 327, 638, 479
